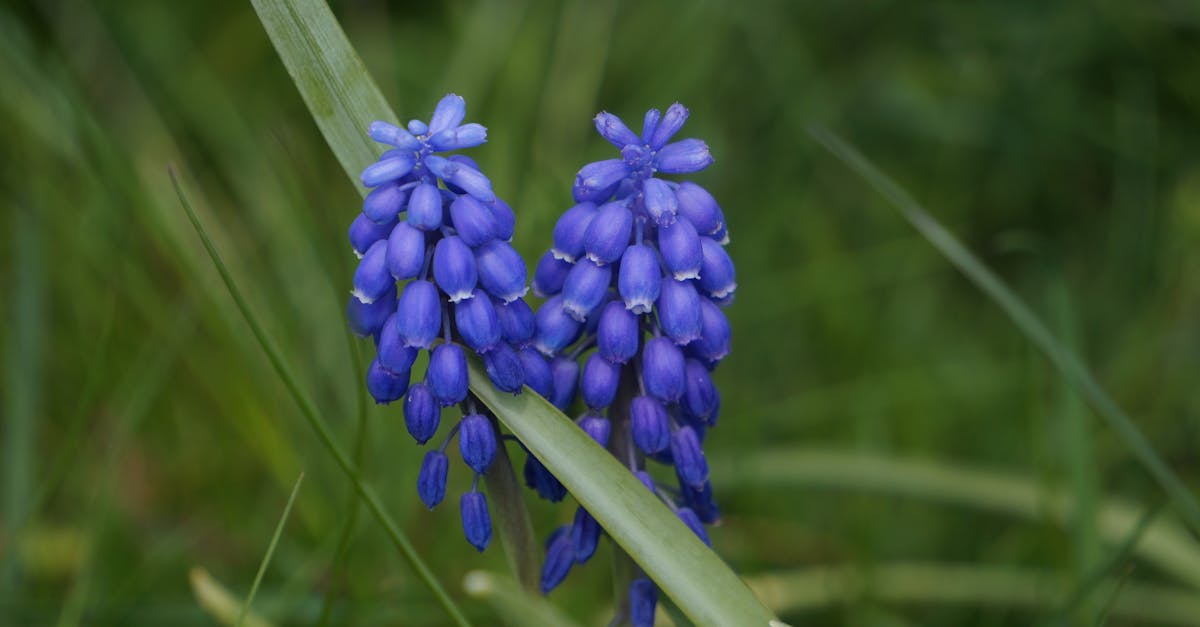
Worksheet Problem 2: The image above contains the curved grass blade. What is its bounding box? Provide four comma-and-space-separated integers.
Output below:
715, 448, 1200, 589
463, 571, 584, 627
468, 360, 780, 627
808, 125, 1200, 534
170, 171, 471, 627
191, 567, 275, 627
744, 562, 1200, 626
238, 472, 304, 627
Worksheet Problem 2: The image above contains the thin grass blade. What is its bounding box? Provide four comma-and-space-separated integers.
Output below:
238, 472, 305, 627
808, 125, 1200, 534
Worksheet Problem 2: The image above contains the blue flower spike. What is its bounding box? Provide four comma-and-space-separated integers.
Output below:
527, 102, 733, 592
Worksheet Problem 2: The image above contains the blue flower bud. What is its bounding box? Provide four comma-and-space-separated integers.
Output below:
630, 578, 658, 627
352, 240, 394, 303
534, 296, 582, 355
641, 108, 662, 143
366, 358, 409, 404
698, 237, 736, 299
633, 470, 657, 493
417, 449, 449, 509
489, 198, 515, 241
676, 507, 711, 546
551, 202, 597, 262
594, 111, 641, 148
533, 251, 572, 298
573, 159, 628, 203
562, 260, 611, 322
540, 525, 575, 594
475, 239, 528, 303
670, 426, 708, 489
377, 314, 419, 373
649, 102, 689, 150
681, 478, 721, 524
407, 119, 428, 135
495, 297, 535, 346
691, 299, 731, 363
643, 337, 685, 403
349, 213, 396, 257
429, 123, 487, 152
658, 217, 702, 281
428, 93, 467, 135
581, 353, 620, 409
570, 506, 601, 564
346, 284, 395, 338
427, 343, 468, 406
407, 182, 443, 231
618, 244, 661, 314
441, 155, 479, 196
674, 182, 723, 236
655, 139, 713, 174
656, 278, 702, 345
630, 395, 670, 454
385, 221, 425, 280
361, 153, 416, 187
549, 355, 580, 410
368, 120, 421, 150
403, 382, 439, 444
596, 301, 639, 364
583, 201, 633, 265
459, 414, 497, 474
395, 280, 442, 348
518, 348, 554, 399
482, 342, 524, 394
460, 490, 492, 552
684, 359, 719, 425
641, 177, 678, 226
433, 236, 478, 303
454, 289, 501, 353
362, 183, 408, 223
450, 194, 499, 247
426, 155, 495, 202
524, 454, 567, 502
578, 414, 612, 447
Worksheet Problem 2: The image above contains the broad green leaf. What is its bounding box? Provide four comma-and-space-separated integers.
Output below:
809, 125, 1200, 535
468, 361, 781, 627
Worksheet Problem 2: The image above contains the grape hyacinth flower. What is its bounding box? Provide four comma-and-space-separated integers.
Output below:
528, 103, 732, 622
347, 94, 550, 552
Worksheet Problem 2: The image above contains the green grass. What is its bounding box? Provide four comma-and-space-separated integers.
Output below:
3, 0, 1200, 625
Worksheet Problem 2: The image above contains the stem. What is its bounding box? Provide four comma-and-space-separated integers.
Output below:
484, 416, 540, 593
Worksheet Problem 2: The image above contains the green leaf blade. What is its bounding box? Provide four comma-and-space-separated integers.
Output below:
468, 362, 780, 627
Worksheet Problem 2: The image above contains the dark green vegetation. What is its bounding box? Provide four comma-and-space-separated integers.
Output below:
3, 1, 1200, 625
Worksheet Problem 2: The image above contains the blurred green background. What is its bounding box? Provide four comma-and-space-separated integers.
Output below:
3, 0, 1200, 625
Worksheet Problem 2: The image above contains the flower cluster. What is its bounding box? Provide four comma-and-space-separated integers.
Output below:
346, 94, 540, 552
528, 103, 733, 623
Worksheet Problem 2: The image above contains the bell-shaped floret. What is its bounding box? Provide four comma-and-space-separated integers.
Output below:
570, 506, 601, 564
450, 194, 499, 247
583, 201, 633, 265
395, 280, 442, 348
697, 237, 736, 299
433, 236, 478, 303
670, 426, 708, 490
642, 337, 685, 403
460, 490, 492, 552
454, 289, 501, 353
551, 202, 597, 263
427, 343, 468, 406
352, 240, 393, 303
658, 217, 702, 281
459, 414, 497, 474
561, 259, 611, 322
631, 395, 670, 454
596, 300, 639, 364
617, 245, 660, 314
581, 353, 620, 410
533, 296, 583, 355
573, 159, 628, 203
366, 358, 408, 404
540, 526, 575, 594
403, 382, 439, 444
363, 182, 408, 223
482, 342, 524, 394
656, 278, 702, 345
549, 355, 580, 411
386, 221, 425, 280
475, 239, 528, 303
406, 182, 443, 231
417, 449, 448, 509
349, 213, 396, 257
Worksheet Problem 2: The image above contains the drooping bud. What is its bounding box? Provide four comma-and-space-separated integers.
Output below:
579, 414, 612, 448
570, 506, 601, 564
518, 348, 554, 400
674, 181, 723, 236
581, 353, 620, 410
684, 359, 720, 425
641, 177, 677, 226
433, 236, 478, 303
642, 337, 685, 402
376, 313, 418, 373
459, 414, 497, 474
676, 507, 711, 546
691, 299, 731, 363
395, 280, 441, 348
534, 296, 583, 355
403, 382, 439, 444
670, 426, 708, 489
552, 202, 598, 263
346, 284, 395, 338
482, 342, 524, 394
386, 221, 425, 280
417, 449, 449, 509
349, 213, 396, 257
427, 343, 468, 406
655, 138, 713, 174
658, 217, 702, 281
583, 201, 633, 265
549, 355, 580, 411
573, 159, 628, 203
594, 111, 641, 148
475, 239, 528, 303
596, 300, 639, 364
681, 477, 721, 524
630, 395, 670, 454
524, 454, 567, 502
351, 240, 393, 303
488, 198, 515, 241
630, 578, 658, 627
366, 358, 409, 405
656, 278, 702, 345
561, 259, 611, 322
495, 297, 535, 347
533, 251, 572, 297
618, 244, 661, 314
450, 194, 499, 247
362, 182, 408, 223
361, 153, 416, 187
632, 470, 657, 493
460, 490, 492, 552
698, 237, 736, 300
426, 155, 495, 202
540, 526, 575, 594
406, 182, 443, 231
454, 289, 501, 353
